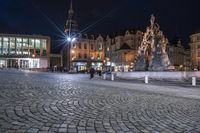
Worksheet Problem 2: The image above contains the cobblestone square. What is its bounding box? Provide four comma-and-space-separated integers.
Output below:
0, 70, 200, 133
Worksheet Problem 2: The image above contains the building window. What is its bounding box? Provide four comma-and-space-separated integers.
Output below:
29, 39, 34, 56
84, 43, 87, 49
35, 39, 40, 56
78, 43, 81, 49
10, 38, 16, 54
41, 39, 47, 50
29, 39, 34, 48
91, 44, 94, 50
84, 54, 87, 59
198, 52, 200, 57
99, 43, 102, 50
35, 39, 40, 49
16, 38, 23, 55
3, 37, 9, 54
107, 47, 109, 51
198, 45, 200, 49
197, 36, 200, 41
78, 53, 81, 58
23, 38, 29, 55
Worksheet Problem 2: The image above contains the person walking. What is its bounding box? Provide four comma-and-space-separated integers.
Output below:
90, 67, 95, 79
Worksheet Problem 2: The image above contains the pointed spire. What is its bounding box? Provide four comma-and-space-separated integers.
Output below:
65, 0, 78, 34
70, 0, 73, 11
68, 0, 74, 17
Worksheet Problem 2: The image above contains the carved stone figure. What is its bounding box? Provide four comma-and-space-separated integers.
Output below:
134, 15, 174, 71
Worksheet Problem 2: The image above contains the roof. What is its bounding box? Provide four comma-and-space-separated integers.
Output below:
116, 43, 131, 51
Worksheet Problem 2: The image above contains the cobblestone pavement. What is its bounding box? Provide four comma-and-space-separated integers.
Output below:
0, 70, 200, 133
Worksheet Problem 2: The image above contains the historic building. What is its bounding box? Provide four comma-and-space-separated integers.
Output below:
70, 34, 105, 72
189, 32, 200, 70
62, 0, 105, 72
105, 30, 143, 72
0, 34, 51, 69
167, 39, 191, 71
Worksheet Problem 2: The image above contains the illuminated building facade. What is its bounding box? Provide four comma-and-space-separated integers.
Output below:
69, 34, 105, 72
0, 34, 50, 69
167, 39, 191, 71
189, 32, 200, 70
105, 30, 143, 72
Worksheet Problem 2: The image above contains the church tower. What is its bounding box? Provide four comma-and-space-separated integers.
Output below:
65, 0, 78, 36
62, 0, 78, 71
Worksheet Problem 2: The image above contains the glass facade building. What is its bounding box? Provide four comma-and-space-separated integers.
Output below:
0, 34, 50, 69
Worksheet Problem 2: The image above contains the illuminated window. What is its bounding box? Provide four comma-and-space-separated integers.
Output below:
29, 39, 34, 48
23, 38, 29, 55
107, 47, 109, 51
41, 39, 47, 50
35, 39, 40, 49
99, 42, 102, 50
16, 38, 22, 54
3, 37, 9, 54
10, 38, 16, 54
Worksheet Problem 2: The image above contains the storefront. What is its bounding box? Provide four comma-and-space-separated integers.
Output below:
0, 58, 48, 69
0, 34, 50, 69
72, 61, 87, 72
91, 62, 103, 71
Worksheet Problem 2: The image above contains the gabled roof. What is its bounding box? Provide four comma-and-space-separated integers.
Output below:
116, 43, 131, 51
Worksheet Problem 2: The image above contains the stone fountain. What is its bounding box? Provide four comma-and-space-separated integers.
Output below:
134, 15, 174, 71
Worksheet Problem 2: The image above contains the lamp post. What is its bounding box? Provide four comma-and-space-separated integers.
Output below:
66, 37, 76, 72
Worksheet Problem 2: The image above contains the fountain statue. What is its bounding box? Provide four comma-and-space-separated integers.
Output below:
134, 15, 174, 71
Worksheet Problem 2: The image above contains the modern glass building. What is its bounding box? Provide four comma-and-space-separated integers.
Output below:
0, 34, 50, 69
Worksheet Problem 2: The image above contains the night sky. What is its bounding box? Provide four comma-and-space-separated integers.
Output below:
0, 0, 200, 51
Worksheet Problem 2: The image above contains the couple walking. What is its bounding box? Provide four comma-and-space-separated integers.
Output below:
89, 67, 102, 79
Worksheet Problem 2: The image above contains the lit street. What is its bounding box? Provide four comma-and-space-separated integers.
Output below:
0, 70, 200, 133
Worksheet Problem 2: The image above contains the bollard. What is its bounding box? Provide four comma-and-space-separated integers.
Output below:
111, 73, 114, 81
103, 73, 106, 80
192, 77, 196, 86
145, 75, 148, 84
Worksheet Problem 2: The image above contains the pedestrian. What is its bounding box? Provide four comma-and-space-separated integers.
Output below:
98, 70, 102, 77
90, 67, 95, 79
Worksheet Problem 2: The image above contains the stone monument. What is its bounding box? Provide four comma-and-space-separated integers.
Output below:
134, 15, 174, 71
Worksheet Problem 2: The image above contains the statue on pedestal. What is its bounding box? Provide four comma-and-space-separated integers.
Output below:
134, 15, 174, 71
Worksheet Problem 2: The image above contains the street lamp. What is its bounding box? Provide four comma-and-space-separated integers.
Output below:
66, 36, 76, 72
